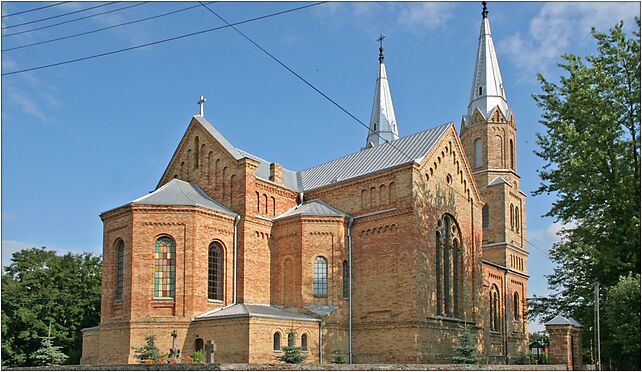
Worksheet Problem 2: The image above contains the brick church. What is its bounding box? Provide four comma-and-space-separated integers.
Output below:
81, 3, 528, 365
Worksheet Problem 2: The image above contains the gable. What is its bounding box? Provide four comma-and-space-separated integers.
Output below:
417, 125, 483, 206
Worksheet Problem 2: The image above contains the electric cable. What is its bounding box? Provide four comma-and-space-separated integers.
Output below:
2, 2, 324, 76
2, 2, 147, 37
2, 2, 118, 30
2, 2, 69, 18
3, 2, 215, 51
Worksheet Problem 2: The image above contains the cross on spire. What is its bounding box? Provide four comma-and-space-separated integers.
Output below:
197, 95, 206, 116
481, 1, 488, 18
377, 33, 385, 63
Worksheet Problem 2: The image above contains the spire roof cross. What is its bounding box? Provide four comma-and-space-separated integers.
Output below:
377, 33, 385, 63
482, 1, 488, 18
197, 95, 206, 116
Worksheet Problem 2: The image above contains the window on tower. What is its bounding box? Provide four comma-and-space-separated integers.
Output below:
482, 204, 489, 230
474, 138, 483, 168
490, 284, 500, 332
479, 86, 482, 96
342, 260, 349, 299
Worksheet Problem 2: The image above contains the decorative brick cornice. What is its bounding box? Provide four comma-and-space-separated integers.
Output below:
359, 223, 398, 237
106, 224, 128, 234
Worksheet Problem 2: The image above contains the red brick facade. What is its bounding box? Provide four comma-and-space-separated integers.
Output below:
81, 107, 528, 365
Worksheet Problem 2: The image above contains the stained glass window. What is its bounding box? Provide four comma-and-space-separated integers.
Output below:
116, 239, 124, 301
154, 236, 175, 299
208, 242, 223, 300
313, 256, 328, 297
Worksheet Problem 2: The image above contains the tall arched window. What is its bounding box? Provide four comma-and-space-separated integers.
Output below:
515, 206, 520, 233
342, 260, 349, 299
194, 136, 200, 168
513, 292, 520, 320
482, 204, 489, 230
208, 242, 223, 301
115, 239, 124, 301
474, 138, 482, 168
256, 191, 260, 212
490, 284, 500, 332
273, 332, 281, 351
435, 214, 463, 318
195, 338, 204, 352
510, 204, 514, 230
154, 236, 176, 299
313, 256, 328, 297
301, 334, 308, 351
509, 139, 514, 170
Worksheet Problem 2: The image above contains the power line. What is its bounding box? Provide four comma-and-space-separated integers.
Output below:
2, 1, 118, 30
2, 2, 147, 37
2, 2, 69, 18
2, 2, 324, 76
197, 1, 415, 162
3, 2, 215, 52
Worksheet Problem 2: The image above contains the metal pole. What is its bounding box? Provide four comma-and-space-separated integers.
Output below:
595, 283, 602, 371
347, 217, 354, 364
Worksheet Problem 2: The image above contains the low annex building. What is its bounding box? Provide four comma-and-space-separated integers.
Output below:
81, 4, 529, 365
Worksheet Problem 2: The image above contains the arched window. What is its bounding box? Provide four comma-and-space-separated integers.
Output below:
510, 204, 514, 230
115, 239, 124, 301
509, 139, 514, 170
154, 236, 176, 299
435, 214, 463, 318
229, 174, 235, 206
208, 242, 223, 301
207, 151, 213, 182
388, 182, 396, 203
342, 260, 349, 299
370, 187, 377, 208
271, 196, 276, 216
361, 189, 368, 209
474, 138, 482, 168
490, 284, 500, 332
195, 338, 204, 352
515, 206, 520, 233
256, 192, 260, 212
313, 256, 328, 297
273, 332, 281, 351
263, 194, 268, 214
513, 292, 520, 320
482, 204, 489, 230
301, 334, 308, 351
194, 136, 200, 168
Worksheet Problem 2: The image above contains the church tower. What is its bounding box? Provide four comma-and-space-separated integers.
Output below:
365, 35, 399, 148
460, 2, 527, 275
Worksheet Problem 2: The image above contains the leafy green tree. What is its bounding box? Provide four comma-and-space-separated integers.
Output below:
529, 18, 640, 369
1, 247, 102, 367
602, 274, 640, 370
451, 325, 480, 364
133, 335, 161, 363
31, 323, 68, 366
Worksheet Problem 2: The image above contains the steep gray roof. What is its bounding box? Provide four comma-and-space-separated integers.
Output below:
130, 179, 237, 216
298, 123, 452, 191
193, 116, 452, 193
274, 199, 347, 221
193, 303, 320, 322
544, 315, 583, 327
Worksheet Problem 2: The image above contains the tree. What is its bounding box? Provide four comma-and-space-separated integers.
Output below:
1, 247, 102, 367
133, 335, 161, 363
31, 322, 68, 366
451, 325, 480, 364
602, 274, 640, 370
276, 329, 306, 364
529, 18, 640, 369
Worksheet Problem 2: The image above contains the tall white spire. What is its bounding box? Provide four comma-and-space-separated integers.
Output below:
365, 34, 399, 149
466, 2, 509, 122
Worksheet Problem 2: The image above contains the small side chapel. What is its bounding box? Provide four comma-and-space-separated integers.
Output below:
81, 3, 529, 365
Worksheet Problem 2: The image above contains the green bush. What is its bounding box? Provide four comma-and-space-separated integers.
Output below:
191, 350, 204, 363
277, 345, 306, 364
451, 325, 480, 364
133, 335, 161, 363
330, 348, 346, 364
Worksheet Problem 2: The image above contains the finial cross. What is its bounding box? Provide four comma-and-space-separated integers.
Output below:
197, 95, 206, 116
377, 34, 386, 63
481, 1, 488, 18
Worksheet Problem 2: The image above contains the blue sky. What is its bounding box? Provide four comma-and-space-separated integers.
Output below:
2, 1, 639, 331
